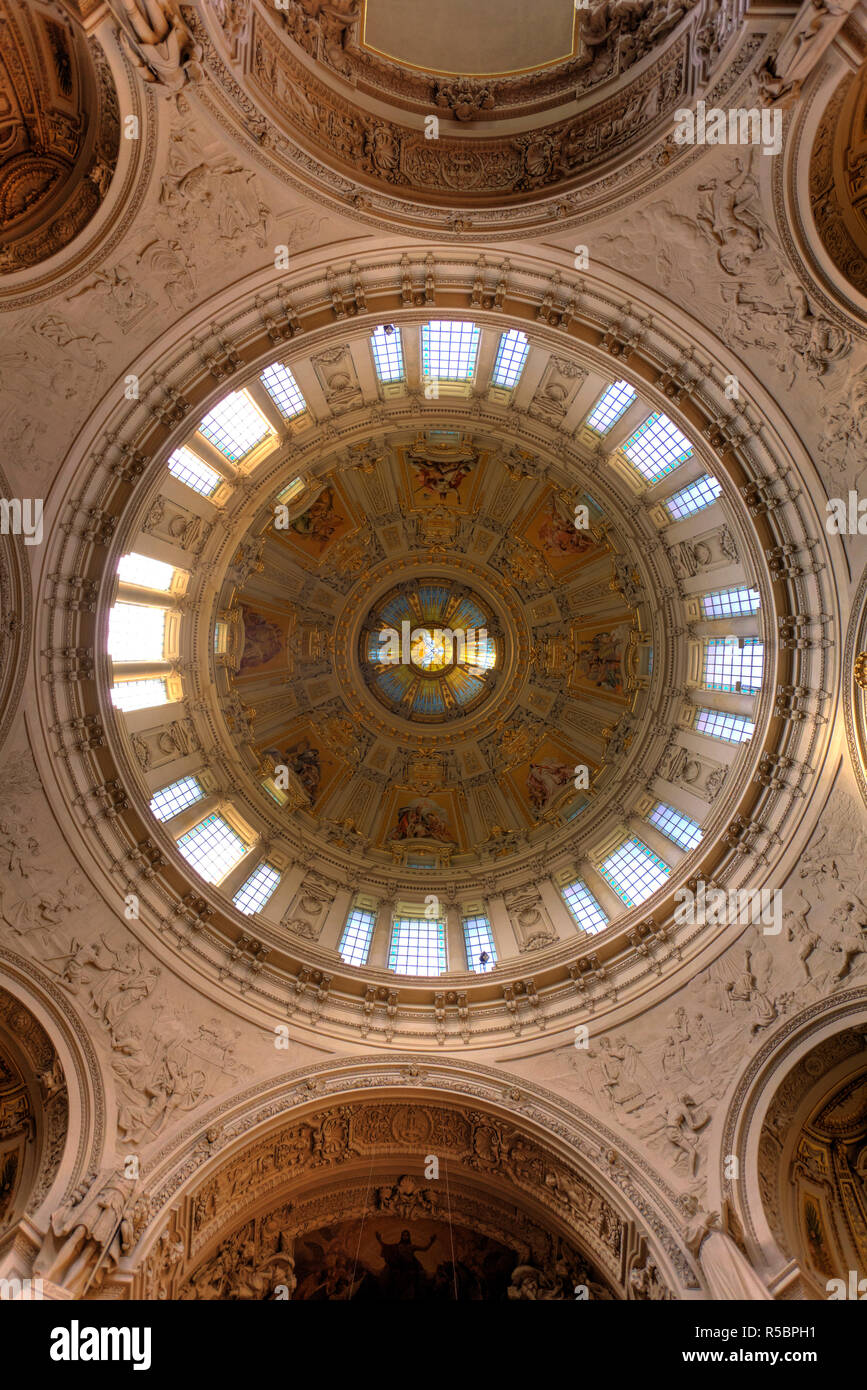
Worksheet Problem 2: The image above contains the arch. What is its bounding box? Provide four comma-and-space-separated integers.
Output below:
116, 1055, 698, 1300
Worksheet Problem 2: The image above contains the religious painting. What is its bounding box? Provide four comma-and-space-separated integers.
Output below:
390, 795, 455, 843
263, 724, 344, 809
527, 758, 576, 812
291, 1217, 520, 1300
276, 482, 355, 560
238, 604, 288, 674
399, 436, 482, 512
503, 734, 586, 821
522, 487, 599, 574
570, 624, 630, 695
376, 789, 464, 851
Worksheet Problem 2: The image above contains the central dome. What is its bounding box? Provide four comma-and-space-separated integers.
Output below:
92, 298, 777, 996
360, 579, 499, 722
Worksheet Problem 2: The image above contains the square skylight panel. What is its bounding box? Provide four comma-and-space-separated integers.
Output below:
562, 879, 608, 933
167, 446, 221, 498
108, 604, 166, 664
586, 380, 636, 433
370, 326, 405, 382
422, 321, 480, 382
199, 391, 271, 461
260, 363, 307, 418
491, 329, 529, 388
623, 412, 693, 483
664, 474, 721, 520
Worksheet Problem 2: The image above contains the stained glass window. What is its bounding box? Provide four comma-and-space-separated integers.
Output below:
339, 907, 377, 967
586, 380, 636, 433
695, 708, 755, 743
199, 390, 270, 461
600, 838, 670, 908
623, 413, 693, 483
370, 326, 405, 382
664, 474, 721, 520
463, 914, 497, 972
562, 880, 608, 933
389, 917, 447, 975
703, 638, 764, 694
233, 863, 281, 914
149, 776, 204, 823
176, 814, 247, 884
648, 802, 703, 852
261, 363, 307, 418
421, 321, 480, 382
491, 330, 529, 388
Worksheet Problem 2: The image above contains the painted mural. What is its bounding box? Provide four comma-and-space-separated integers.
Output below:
523, 488, 599, 573
292, 1218, 528, 1300
503, 735, 585, 822
400, 437, 482, 511
569, 624, 630, 694
276, 484, 354, 559
239, 605, 288, 673
264, 726, 344, 808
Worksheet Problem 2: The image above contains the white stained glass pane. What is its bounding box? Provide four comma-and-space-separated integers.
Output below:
623, 412, 693, 483
464, 631, 497, 672
562, 880, 608, 934
648, 801, 703, 852
111, 678, 169, 713
665, 474, 721, 520
462, 915, 497, 972
233, 862, 280, 914
421, 321, 480, 382
389, 917, 446, 976
176, 813, 247, 884
695, 708, 755, 744
491, 330, 529, 389
600, 837, 670, 908
703, 637, 764, 694
701, 586, 761, 619
586, 380, 637, 433
168, 446, 221, 498
261, 363, 307, 419
108, 604, 166, 664
338, 907, 377, 967
149, 776, 204, 823
117, 552, 175, 592
199, 390, 270, 461
370, 326, 405, 382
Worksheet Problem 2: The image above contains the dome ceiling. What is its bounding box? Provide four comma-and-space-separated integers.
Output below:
37, 243, 835, 1042
0, 0, 119, 271
78, 271, 791, 1018
195, 0, 748, 232
223, 433, 642, 869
